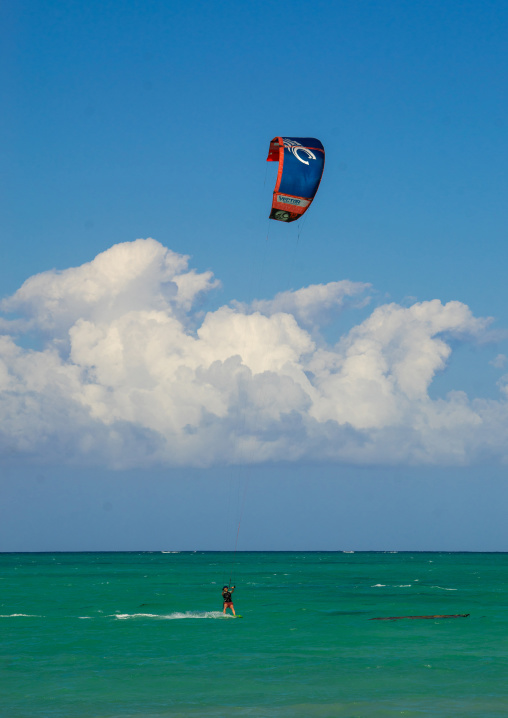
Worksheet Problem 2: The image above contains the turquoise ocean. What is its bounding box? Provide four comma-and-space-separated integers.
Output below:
1, 551, 507, 717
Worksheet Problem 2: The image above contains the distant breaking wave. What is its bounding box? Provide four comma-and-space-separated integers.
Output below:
371, 584, 412, 588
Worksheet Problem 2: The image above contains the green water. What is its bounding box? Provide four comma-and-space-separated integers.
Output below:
1, 552, 507, 717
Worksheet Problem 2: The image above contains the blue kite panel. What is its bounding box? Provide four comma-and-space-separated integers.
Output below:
278, 138, 325, 199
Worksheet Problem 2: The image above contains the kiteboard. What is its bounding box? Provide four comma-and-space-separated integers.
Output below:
370, 613, 469, 621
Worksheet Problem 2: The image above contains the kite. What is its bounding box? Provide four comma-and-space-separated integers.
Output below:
267, 137, 325, 222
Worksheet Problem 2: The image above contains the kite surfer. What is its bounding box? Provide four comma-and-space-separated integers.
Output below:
222, 585, 236, 615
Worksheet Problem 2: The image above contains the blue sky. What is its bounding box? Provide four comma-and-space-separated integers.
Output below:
1, 0, 508, 551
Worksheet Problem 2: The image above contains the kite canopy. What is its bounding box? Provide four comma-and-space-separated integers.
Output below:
267, 137, 325, 222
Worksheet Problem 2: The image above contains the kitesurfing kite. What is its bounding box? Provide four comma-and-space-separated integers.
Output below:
267, 137, 325, 222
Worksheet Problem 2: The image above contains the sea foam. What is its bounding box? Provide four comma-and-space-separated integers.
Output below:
114, 611, 231, 620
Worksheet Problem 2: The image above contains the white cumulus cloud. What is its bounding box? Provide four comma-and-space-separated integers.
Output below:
243, 280, 371, 326
0, 238, 506, 469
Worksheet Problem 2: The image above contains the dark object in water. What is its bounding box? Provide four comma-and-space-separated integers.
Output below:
370, 613, 470, 621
